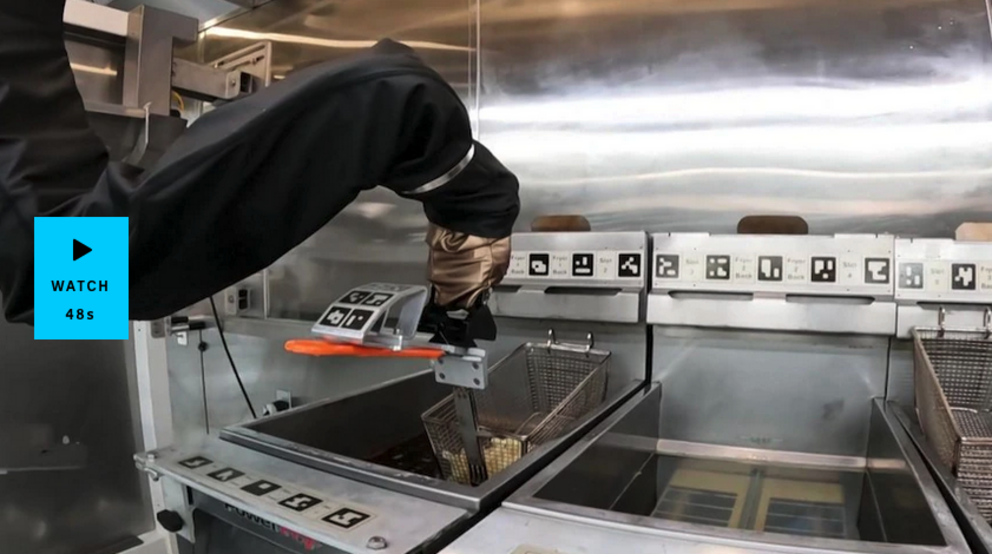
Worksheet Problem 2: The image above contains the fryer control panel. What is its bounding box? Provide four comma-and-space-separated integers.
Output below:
173, 454, 377, 533
652, 234, 895, 298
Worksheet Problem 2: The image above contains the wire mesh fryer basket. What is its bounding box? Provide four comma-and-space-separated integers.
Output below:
913, 325, 992, 520
421, 336, 610, 485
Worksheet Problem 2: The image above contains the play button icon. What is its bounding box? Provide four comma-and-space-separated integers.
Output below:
73, 239, 92, 261
35, 217, 128, 339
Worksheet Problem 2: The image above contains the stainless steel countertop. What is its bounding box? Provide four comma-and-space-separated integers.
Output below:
440, 506, 924, 554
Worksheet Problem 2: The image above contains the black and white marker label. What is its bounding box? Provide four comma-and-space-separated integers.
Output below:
571, 253, 594, 277
528, 253, 550, 277
340, 290, 370, 305
811, 257, 837, 283
279, 493, 323, 513
320, 306, 351, 327
899, 262, 924, 289
242, 480, 282, 496
172, 454, 382, 534
952, 263, 977, 290
179, 456, 213, 469
758, 256, 783, 282
656, 254, 680, 279
321, 507, 373, 530
706, 255, 731, 280
865, 258, 890, 284
361, 292, 393, 307
340, 309, 374, 331
207, 467, 246, 483
617, 253, 642, 278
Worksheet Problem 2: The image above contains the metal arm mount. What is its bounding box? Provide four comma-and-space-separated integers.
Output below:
172, 42, 273, 103
431, 345, 488, 390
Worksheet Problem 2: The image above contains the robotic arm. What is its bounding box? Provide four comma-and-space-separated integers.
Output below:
0, 3, 519, 325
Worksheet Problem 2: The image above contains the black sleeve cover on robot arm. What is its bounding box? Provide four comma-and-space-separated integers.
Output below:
0, 2, 112, 325
0, 1, 519, 324
117, 40, 520, 321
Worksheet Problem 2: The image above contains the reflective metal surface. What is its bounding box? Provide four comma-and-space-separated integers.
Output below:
440, 503, 954, 554
489, 387, 969, 553
124, 5, 199, 116
864, 399, 950, 547
653, 327, 888, 456
194, 0, 473, 88
220, 370, 642, 511
0, 319, 152, 554
195, 0, 992, 323
67, 38, 124, 106
165, 327, 428, 444
110, 0, 253, 28
893, 404, 992, 554
67, 2, 198, 167
213, 315, 650, 402
478, 0, 992, 236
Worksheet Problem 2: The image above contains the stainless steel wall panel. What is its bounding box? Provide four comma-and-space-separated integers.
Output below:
0, 321, 152, 554
477, 0, 992, 236
210, 0, 992, 321
165, 328, 426, 442
67, 39, 125, 105
110, 0, 250, 26
652, 327, 888, 456
195, 0, 474, 97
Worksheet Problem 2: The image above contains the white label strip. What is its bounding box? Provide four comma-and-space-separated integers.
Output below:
654, 252, 891, 290
505, 250, 643, 281
896, 260, 992, 294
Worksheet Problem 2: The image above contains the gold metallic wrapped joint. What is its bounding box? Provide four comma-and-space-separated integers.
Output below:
426, 223, 511, 309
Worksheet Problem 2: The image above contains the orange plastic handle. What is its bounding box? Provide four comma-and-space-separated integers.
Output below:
284, 339, 445, 359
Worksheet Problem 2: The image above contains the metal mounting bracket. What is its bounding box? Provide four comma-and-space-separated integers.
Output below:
432, 346, 488, 390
